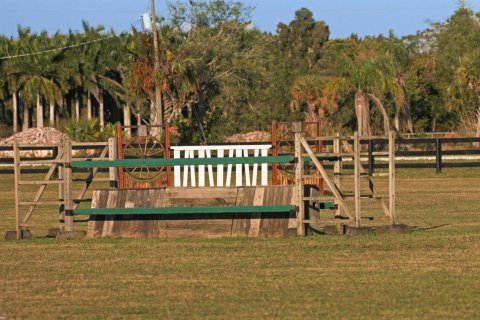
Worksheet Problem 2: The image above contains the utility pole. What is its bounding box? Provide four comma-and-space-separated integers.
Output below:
151, 0, 163, 135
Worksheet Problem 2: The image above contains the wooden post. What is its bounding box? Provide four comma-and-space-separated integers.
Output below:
389, 131, 396, 225
165, 122, 172, 187
116, 123, 124, 189
108, 138, 118, 188
58, 145, 65, 231
63, 137, 74, 232
435, 138, 442, 174
13, 141, 21, 239
271, 121, 278, 185
316, 120, 324, 194
354, 132, 361, 227
333, 133, 342, 217
292, 122, 305, 236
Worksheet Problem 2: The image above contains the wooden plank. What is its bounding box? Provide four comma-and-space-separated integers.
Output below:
295, 129, 305, 236
87, 190, 109, 238
354, 132, 361, 227
63, 138, 74, 232
389, 131, 396, 225
248, 187, 265, 237
101, 190, 119, 237
117, 189, 138, 237
333, 133, 342, 217
231, 187, 255, 236
13, 141, 21, 239
235, 149, 243, 186
110, 190, 127, 237
217, 149, 224, 187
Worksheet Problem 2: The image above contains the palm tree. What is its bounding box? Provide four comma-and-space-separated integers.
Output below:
290, 74, 337, 123
328, 51, 405, 135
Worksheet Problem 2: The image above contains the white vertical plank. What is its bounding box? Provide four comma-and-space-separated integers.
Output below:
252, 148, 259, 186
190, 150, 196, 187
198, 149, 205, 187
206, 149, 214, 187
243, 149, 251, 186
226, 149, 233, 187
261, 148, 268, 186
217, 149, 224, 187
182, 150, 189, 187
235, 149, 243, 186
173, 150, 181, 187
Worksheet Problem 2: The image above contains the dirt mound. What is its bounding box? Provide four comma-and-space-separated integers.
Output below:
225, 131, 271, 143
0, 127, 69, 146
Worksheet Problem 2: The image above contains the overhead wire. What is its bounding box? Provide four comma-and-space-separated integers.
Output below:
0, 35, 116, 60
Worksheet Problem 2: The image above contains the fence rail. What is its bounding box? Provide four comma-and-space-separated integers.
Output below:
1, 136, 479, 173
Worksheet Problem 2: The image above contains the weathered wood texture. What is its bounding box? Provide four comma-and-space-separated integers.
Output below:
86, 186, 295, 238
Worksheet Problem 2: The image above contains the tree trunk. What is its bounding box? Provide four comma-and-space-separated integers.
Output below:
368, 93, 390, 135
123, 103, 131, 138
36, 95, 44, 128
49, 101, 55, 127
99, 93, 104, 127
476, 106, 480, 138
22, 103, 29, 131
354, 91, 371, 136
75, 90, 80, 122
87, 91, 92, 120
149, 99, 158, 136
396, 74, 414, 133
13, 91, 18, 133
136, 113, 142, 125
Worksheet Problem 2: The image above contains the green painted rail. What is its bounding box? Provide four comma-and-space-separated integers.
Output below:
320, 202, 336, 210
74, 205, 297, 216
71, 155, 337, 169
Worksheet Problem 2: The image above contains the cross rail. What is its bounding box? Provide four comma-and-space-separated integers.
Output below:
74, 205, 296, 216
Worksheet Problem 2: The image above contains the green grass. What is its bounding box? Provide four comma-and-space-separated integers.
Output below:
1, 168, 480, 319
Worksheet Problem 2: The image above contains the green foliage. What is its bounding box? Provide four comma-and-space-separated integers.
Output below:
1, 2, 480, 140
63, 119, 114, 142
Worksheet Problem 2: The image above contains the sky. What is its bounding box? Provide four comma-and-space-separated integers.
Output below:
1, 0, 480, 39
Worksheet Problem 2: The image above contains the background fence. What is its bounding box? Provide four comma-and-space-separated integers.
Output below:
1, 136, 479, 174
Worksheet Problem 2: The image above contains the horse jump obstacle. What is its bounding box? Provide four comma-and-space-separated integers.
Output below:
11, 122, 396, 239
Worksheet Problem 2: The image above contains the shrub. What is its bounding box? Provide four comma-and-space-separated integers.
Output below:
64, 119, 116, 142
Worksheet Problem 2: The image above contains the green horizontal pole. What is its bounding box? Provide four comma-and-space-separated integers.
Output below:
71, 156, 295, 168
74, 205, 296, 216
71, 155, 337, 169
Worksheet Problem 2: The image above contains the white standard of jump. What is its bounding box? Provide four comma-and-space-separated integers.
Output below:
171, 145, 271, 187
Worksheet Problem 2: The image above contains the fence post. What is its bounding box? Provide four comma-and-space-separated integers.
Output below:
292, 122, 305, 236
116, 123, 124, 188
13, 141, 21, 239
63, 137, 74, 232
389, 131, 396, 225
58, 144, 65, 231
436, 138, 442, 174
271, 121, 278, 185
333, 133, 342, 217
368, 139, 374, 175
354, 132, 361, 227
108, 138, 118, 188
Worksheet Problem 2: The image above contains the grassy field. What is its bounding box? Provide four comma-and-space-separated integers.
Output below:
1, 168, 480, 319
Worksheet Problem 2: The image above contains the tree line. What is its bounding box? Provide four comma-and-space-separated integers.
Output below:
0, 0, 479, 142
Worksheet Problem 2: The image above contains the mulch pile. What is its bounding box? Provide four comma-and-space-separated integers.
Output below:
224, 131, 271, 143
0, 127, 69, 146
